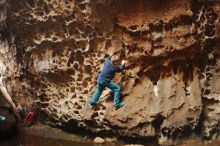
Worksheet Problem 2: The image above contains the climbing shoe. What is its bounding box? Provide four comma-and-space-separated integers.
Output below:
0, 115, 6, 122
115, 102, 125, 110
90, 101, 97, 107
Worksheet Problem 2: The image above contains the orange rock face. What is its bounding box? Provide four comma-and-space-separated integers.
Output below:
0, 0, 219, 144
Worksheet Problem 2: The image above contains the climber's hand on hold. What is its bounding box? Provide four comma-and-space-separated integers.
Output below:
109, 52, 114, 57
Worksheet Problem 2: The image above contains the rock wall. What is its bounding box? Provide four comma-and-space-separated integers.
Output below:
0, 0, 17, 138
0, 0, 220, 144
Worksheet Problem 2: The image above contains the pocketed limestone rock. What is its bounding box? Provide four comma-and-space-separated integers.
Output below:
0, 0, 220, 145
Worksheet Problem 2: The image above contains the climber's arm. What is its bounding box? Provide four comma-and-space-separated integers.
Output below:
105, 52, 115, 61
116, 60, 126, 72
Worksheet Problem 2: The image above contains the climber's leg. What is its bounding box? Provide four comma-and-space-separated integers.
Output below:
106, 82, 124, 108
90, 82, 106, 105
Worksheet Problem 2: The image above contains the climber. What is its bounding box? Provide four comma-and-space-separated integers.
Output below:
90, 52, 126, 109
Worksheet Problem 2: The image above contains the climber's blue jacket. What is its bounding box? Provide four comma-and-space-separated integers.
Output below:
97, 56, 124, 83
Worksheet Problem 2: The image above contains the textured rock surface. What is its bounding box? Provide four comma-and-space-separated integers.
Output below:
0, 0, 220, 144
0, 0, 17, 138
